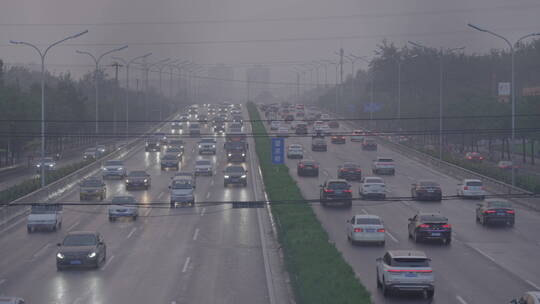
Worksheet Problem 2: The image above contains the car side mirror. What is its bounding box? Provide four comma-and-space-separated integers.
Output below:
375, 257, 382, 262
346, 220, 350, 223
57, 243, 61, 246
476, 203, 482, 207
168, 186, 171, 189
408, 218, 413, 221
98, 241, 104, 245
457, 183, 462, 186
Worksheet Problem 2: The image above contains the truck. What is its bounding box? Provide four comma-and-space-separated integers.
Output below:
27, 204, 63, 233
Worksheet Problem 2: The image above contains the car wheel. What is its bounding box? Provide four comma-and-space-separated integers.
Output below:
414, 231, 420, 243
27, 227, 32, 233
444, 237, 451, 245
58, 222, 62, 229
57, 265, 64, 271
80, 195, 84, 201
133, 216, 138, 221
382, 279, 390, 297
170, 202, 175, 208
376, 270, 382, 288
345, 201, 352, 208
100, 195, 104, 201
108, 217, 114, 222
426, 290, 435, 299
224, 182, 228, 187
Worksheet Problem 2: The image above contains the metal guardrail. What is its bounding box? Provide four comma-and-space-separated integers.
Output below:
0, 113, 177, 228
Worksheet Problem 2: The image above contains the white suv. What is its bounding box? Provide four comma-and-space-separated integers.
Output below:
359, 176, 386, 199
376, 250, 434, 298
287, 144, 304, 159
456, 179, 486, 199
270, 121, 280, 130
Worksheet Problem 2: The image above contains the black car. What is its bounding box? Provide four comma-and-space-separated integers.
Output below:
411, 180, 442, 201
297, 160, 319, 177
408, 213, 452, 244
312, 138, 327, 152
125, 170, 151, 190
320, 179, 353, 208
362, 138, 377, 151
56, 231, 106, 270
476, 199, 515, 226
331, 135, 346, 144
167, 139, 185, 152
337, 162, 362, 180
214, 124, 226, 135
295, 124, 308, 135
329, 121, 340, 128
223, 165, 248, 187
161, 154, 181, 170
145, 138, 160, 152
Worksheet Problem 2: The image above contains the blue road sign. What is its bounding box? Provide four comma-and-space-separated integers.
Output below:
271, 137, 285, 165
363, 102, 383, 113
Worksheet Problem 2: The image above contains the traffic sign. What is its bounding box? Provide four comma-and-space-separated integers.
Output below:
363, 102, 383, 113
271, 137, 285, 164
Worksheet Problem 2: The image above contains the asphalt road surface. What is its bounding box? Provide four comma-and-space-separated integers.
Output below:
272, 117, 540, 304
0, 112, 289, 304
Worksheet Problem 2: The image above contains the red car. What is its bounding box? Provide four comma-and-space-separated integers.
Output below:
465, 152, 484, 162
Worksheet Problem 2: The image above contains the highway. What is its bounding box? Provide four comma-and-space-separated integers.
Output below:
272, 115, 540, 303
0, 110, 290, 304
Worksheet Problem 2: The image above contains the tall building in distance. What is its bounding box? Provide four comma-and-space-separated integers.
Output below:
206, 64, 234, 103
246, 66, 270, 101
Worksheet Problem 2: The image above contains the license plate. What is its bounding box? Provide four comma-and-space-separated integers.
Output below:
427, 190, 434, 193
497, 213, 505, 216
70, 260, 82, 265
335, 191, 342, 194
431, 232, 441, 236
405, 273, 417, 277
366, 229, 375, 232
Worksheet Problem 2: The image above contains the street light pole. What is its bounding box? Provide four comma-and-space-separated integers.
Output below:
408, 41, 464, 160
112, 53, 152, 139
467, 23, 540, 187
76, 45, 128, 142
10, 30, 88, 187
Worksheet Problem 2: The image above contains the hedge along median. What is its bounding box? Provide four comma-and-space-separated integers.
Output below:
247, 102, 371, 304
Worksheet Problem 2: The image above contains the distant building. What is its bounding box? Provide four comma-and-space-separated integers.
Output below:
246, 66, 270, 101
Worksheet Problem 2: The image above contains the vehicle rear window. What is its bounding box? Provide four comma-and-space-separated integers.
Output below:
343, 163, 358, 168
378, 158, 393, 162
419, 181, 439, 187
163, 155, 178, 160
487, 201, 512, 208
356, 218, 381, 225
63, 234, 97, 246
105, 160, 123, 166
466, 181, 482, 186
365, 178, 383, 184
391, 258, 430, 267
420, 215, 447, 222
327, 182, 350, 190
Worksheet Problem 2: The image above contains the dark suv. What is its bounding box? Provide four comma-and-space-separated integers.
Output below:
312, 137, 327, 152
411, 180, 442, 201
331, 134, 346, 144
297, 160, 319, 177
320, 179, 353, 208
362, 138, 377, 151
145, 138, 160, 152
476, 199, 515, 226
56, 231, 106, 270
408, 213, 452, 244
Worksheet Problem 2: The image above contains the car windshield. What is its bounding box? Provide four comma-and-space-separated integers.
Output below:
163, 155, 178, 160
420, 215, 447, 222
487, 201, 512, 208
391, 258, 430, 267
105, 160, 123, 166
81, 179, 102, 187
172, 180, 193, 189
356, 218, 381, 225
196, 160, 211, 166
170, 141, 184, 146
327, 182, 350, 189
112, 196, 136, 204
128, 171, 147, 177
466, 181, 482, 186
167, 148, 181, 152
378, 158, 393, 162
63, 234, 97, 246
365, 178, 383, 184
200, 138, 215, 143
225, 166, 244, 173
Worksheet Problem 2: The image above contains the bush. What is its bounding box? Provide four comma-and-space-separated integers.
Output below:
248, 102, 371, 304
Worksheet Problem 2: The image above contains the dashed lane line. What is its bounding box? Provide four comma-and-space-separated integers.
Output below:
200, 207, 206, 216
192, 228, 200, 241
126, 227, 137, 239
101, 255, 115, 271
67, 221, 80, 231
471, 246, 496, 263
182, 256, 191, 273
456, 295, 468, 304
526, 279, 540, 291
385, 230, 399, 243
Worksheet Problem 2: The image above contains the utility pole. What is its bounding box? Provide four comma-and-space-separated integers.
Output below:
339, 48, 344, 115
111, 62, 122, 137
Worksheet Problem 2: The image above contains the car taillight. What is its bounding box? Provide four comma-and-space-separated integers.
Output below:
506, 210, 515, 214
481, 186, 485, 190
356, 169, 362, 172
313, 165, 319, 168
343, 189, 352, 193
388, 269, 432, 273
485, 210, 496, 214
480, 157, 484, 160
354, 228, 363, 233
463, 186, 469, 190
441, 224, 451, 228
299, 164, 305, 168
324, 189, 334, 193
377, 228, 385, 233
419, 224, 430, 228
467, 156, 472, 159
340, 169, 347, 172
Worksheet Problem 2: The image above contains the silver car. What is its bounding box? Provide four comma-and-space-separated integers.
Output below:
195, 159, 213, 176
347, 214, 385, 245
108, 196, 139, 221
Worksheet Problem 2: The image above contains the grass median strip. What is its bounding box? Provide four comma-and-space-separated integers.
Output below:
247, 102, 371, 304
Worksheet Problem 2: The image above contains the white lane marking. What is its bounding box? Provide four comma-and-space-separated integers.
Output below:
385, 230, 399, 243
182, 256, 191, 273
67, 221, 80, 231
210, 179, 214, 186
144, 207, 152, 217
192, 228, 200, 241
0, 279, 6, 286
102, 255, 115, 271
322, 170, 329, 176
171, 302, 177, 304
157, 192, 164, 199
471, 246, 496, 263
205, 192, 211, 199
126, 227, 137, 239
0, 216, 26, 235
456, 295, 468, 304
526, 279, 540, 290
32, 243, 51, 259
200, 207, 206, 216
360, 208, 368, 214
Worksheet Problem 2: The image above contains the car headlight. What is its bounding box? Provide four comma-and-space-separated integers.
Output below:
56, 253, 65, 259
49, 164, 54, 167
116, 168, 123, 171
198, 145, 202, 148
144, 179, 148, 183
241, 175, 247, 178
88, 252, 97, 258
242, 153, 246, 157
211, 145, 216, 148
224, 175, 230, 178
228, 153, 232, 157
125, 179, 130, 183
36, 164, 41, 167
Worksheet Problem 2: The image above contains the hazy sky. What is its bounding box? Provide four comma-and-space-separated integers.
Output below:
2, 0, 540, 89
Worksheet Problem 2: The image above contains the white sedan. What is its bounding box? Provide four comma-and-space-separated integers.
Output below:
457, 179, 486, 199
359, 176, 386, 199
270, 121, 280, 130
347, 214, 385, 246
287, 144, 304, 159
